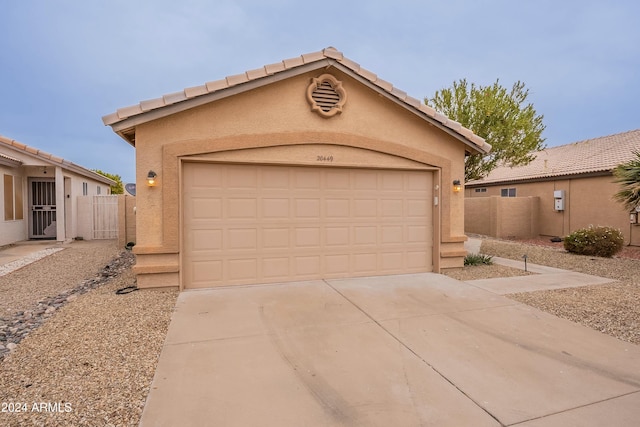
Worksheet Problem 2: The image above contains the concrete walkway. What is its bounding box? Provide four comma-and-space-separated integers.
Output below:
0, 240, 60, 266
463, 237, 616, 294
141, 274, 640, 427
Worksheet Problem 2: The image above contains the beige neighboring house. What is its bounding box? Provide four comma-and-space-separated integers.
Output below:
465, 129, 640, 246
103, 47, 490, 290
0, 135, 114, 246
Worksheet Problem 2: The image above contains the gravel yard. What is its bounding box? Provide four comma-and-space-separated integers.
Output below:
0, 237, 638, 425
443, 263, 535, 282
478, 237, 640, 345
0, 241, 123, 317
0, 240, 178, 426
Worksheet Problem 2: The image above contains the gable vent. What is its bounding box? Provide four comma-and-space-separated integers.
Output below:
306, 74, 347, 118
312, 81, 340, 112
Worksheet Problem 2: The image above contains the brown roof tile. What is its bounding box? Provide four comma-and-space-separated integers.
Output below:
338, 57, 361, 72
375, 77, 394, 93
301, 51, 325, 63
103, 47, 488, 153
282, 56, 304, 69
225, 72, 250, 87
163, 91, 187, 105
468, 129, 640, 185
355, 67, 378, 83
117, 104, 144, 119
264, 61, 286, 75
205, 79, 228, 92
322, 46, 343, 60
140, 98, 165, 112
245, 67, 268, 80
184, 85, 208, 98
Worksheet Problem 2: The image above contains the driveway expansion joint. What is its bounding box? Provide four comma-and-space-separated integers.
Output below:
321, 279, 505, 426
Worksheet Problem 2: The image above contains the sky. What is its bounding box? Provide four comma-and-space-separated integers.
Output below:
1, 0, 638, 184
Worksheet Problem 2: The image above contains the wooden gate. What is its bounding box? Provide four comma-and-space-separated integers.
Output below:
92, 195, 118, 239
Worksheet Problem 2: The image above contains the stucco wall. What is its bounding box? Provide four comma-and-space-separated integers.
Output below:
465, 197, 540, 239
130, 68, 472, 288
466, 175, 640, 245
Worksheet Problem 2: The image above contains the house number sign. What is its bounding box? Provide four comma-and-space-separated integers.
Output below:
316, 155, 334, 162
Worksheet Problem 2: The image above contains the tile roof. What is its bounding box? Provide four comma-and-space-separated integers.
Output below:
103, 47, 490, 154
467, 129, 640, 185
0, 135, 115, 185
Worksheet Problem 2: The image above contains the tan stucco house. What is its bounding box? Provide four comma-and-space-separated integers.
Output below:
0, 135, 114, 246
465, 129, 640, 246
103, 47, 490, 290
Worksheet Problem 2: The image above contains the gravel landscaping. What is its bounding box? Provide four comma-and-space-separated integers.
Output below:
0, 240, 178, 426
0, 237, 637, 425
443, 263, 535, 282
478, 237, 640, 345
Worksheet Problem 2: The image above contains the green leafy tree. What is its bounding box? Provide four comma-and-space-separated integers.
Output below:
93, 169, 124, 194
613, 150, 640, 211
426, 79, 546, 181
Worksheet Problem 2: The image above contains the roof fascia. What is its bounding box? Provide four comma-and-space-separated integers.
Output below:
110, 58, 487, 154
1, 140, 115, 185
328, 63, 486, 155
0, 157, 22, 168
111, 59, 336, 145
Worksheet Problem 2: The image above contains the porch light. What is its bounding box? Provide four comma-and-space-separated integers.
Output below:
452, 180, 462, 193
147, 170, 157, 187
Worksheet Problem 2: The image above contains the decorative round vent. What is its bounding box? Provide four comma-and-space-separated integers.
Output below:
306, 74, 347, 118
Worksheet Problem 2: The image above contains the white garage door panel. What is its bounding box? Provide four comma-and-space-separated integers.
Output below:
183, 163, 433, 288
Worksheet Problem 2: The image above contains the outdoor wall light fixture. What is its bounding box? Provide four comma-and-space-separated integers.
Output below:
452, 179, 462, 193
147, 170, 157, 187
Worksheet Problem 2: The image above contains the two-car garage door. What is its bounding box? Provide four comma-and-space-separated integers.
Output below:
182, 163, 433, 289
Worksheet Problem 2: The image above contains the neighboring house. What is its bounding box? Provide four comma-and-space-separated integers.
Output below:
103, 47, 490, 290
465, 129, 640, 246
0, 135, 115, 246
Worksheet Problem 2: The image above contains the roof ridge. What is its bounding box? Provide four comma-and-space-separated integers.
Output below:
543, 128, 640, 151
103, 47, 490, 153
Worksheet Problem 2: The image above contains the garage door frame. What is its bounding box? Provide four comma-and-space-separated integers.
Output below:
180, 157, 441, 289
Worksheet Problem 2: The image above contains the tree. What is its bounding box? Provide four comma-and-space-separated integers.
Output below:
93, 169, 124, 194
613, 150, 640, 211
425, 79, 546, 181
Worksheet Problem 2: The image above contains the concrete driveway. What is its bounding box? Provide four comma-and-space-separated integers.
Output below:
140, 273, 640, 427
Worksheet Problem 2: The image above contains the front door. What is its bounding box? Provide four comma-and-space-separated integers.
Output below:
29, 178, 56, 239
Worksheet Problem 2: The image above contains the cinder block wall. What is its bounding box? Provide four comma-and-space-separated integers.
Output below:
465, 198, 492, 236
466, 196, 540, 239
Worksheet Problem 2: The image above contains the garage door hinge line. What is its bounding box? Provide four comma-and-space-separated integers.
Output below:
321, 279, 505, 427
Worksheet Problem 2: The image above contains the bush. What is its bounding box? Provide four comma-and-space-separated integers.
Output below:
464, 253, 494, 266
563, 226, 624, 258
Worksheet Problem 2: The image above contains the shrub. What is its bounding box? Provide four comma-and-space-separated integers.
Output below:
563, 226, 624, 258
464, 253, 494, 266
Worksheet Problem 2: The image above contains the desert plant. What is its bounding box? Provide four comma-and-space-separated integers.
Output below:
563, 225, 624, 258
613, 150, 640, 211
464, 253, 494, 266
